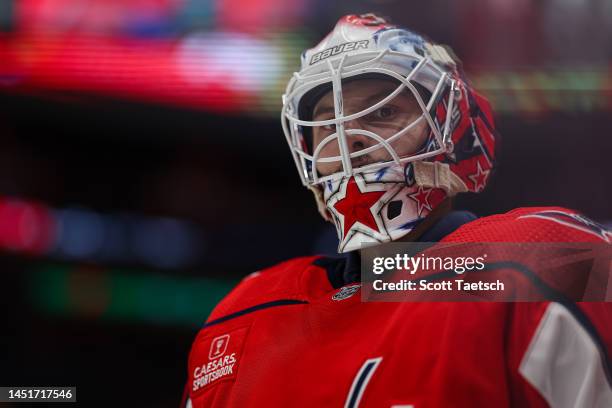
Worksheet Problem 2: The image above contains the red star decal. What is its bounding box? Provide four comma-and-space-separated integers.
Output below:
468, 162, 490, 192
333, 177, 385, 238
408, 186, 433, 216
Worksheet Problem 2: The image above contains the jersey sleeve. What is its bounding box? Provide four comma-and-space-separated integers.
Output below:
444, 207, 610, 244
507, 302, 612, 408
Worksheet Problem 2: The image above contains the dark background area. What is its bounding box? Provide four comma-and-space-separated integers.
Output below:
1, 0, 611, 406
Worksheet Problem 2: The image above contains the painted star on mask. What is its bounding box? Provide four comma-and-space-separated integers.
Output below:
333, 177, 385, 238
408, 186, 433, 216
468, 161, 490, 192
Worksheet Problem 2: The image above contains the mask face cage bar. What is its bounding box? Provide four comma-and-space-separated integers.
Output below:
281, 48, 457, 186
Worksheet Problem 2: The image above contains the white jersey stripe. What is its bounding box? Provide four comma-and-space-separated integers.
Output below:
519, 303, 612, 408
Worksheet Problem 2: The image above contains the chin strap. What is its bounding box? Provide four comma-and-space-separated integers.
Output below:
412, 161, 468, 196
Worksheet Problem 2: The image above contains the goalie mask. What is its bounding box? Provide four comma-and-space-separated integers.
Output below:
281, 14, 497, 253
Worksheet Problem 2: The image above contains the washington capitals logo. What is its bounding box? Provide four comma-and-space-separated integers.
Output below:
519, 211, 611, 243
332, 177, 385, 238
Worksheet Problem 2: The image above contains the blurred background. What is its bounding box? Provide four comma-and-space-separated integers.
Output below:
0, 0, 611, 406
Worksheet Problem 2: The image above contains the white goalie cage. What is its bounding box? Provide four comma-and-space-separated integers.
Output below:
281, 49, 459, 186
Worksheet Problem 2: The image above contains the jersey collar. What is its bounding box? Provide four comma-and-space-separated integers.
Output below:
316, 210, 478, 288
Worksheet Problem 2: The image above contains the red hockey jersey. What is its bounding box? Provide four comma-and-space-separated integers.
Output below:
183, 207, 612, 407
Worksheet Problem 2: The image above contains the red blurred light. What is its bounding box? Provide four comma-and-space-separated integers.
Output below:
0, 198, 55, 254
0, 33, 268, 114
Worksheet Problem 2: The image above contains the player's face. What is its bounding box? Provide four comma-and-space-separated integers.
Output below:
311, 78, 429, 177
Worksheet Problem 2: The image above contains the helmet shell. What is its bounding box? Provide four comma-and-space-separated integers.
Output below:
281, 14, 497, 252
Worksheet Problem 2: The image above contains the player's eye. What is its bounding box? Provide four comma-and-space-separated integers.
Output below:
372, 106, 396, 120
322, 124, 336, 132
